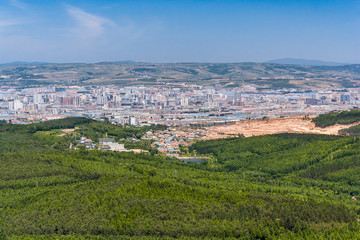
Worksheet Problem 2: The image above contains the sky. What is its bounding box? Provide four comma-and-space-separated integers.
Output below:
0, 0, 359, 63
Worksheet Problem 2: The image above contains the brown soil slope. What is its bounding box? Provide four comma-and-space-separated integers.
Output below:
204, 115, 360, 139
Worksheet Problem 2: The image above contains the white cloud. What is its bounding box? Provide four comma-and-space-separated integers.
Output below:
67, 5, 114, 39
0, 19, 24, 28
9, 0, 27, 10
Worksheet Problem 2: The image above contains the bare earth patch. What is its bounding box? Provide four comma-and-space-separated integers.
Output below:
62, 129, 75, 133
203, 115, 360, 139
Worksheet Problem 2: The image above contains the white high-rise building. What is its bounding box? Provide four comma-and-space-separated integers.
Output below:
34, 94, 44, 104
9, 100, 23, 110
129, 117, 137, 126
180, 97, 189, 106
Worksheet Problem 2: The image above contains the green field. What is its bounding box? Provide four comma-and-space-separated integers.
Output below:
2, 118, 360, 239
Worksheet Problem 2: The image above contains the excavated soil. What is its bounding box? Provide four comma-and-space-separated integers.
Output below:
203, 115, 360, 139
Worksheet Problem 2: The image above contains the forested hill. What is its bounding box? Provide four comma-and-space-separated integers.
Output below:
312, 109, 360, 128
1, 118, 360, 239
311, 109, 360, 137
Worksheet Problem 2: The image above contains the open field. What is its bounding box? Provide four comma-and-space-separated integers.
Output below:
204, 115, 360, 139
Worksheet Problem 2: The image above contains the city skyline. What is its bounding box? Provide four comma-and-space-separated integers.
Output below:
0, 0, 359, 64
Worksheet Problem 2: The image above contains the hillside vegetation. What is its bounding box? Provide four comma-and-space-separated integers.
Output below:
312, 109, 360, 127
1, 118, 360, 239
339, 124, 360, 136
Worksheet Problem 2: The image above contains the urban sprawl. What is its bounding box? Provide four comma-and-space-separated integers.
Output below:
1, 84, 358, 155
1, 85, 357, 125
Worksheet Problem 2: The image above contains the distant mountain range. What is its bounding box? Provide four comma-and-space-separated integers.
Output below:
0, 59, 353, 67
0, 61, 50, 66
0, 60, 138, 66
265, 58, 348, 66
1, 61, 360, 89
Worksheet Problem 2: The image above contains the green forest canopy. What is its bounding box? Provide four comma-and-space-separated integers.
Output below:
1, 118, 360, 239
312, 108, 360, 128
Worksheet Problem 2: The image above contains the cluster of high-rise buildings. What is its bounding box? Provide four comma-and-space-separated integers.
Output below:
0, 84, 359, 125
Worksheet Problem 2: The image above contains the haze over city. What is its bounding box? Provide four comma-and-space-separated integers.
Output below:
0, 0, 359, 63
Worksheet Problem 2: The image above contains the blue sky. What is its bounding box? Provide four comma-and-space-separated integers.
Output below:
0, 0, 359, 63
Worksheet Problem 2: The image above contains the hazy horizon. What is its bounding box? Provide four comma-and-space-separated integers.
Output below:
1, 0, 359, 63
0, 57, 354, 65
